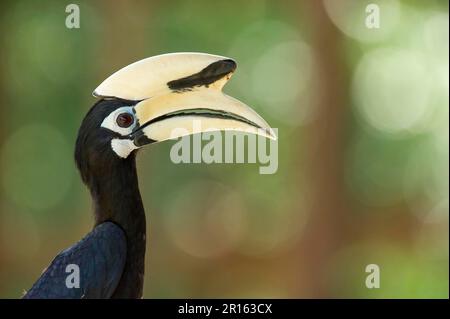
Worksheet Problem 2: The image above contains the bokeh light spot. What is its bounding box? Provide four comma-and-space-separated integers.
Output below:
163, 180, 245, 258
324, 0, 401, 43
1, 123, 73, 212
250, 41, 315, 125
228, 20, 315, 126
352, 48, 432, 135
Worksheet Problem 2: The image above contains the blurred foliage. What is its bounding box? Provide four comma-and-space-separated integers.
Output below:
0, 0, 448, 298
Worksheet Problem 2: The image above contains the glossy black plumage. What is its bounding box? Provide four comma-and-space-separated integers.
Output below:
23, 222, 126, 299
25, 99, 146, 299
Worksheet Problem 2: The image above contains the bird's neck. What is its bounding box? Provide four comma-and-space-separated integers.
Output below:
90, 154, 145, 228
87, 153, 146, 298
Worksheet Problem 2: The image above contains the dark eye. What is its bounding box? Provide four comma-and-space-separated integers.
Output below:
116, 112, 134, 128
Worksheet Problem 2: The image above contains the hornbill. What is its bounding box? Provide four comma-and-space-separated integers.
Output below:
23, 53, 275, 299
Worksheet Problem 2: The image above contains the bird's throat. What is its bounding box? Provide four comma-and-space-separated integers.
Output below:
87, 153, 146, 298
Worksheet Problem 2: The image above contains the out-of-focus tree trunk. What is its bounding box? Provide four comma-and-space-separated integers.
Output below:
0, 0, 8, 292
294, 0, 350, 298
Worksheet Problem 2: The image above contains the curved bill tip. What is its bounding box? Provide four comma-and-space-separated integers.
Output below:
266, 127, 277, 141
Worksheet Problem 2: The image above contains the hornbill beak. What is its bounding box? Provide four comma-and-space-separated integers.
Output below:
94, 52, 276, 147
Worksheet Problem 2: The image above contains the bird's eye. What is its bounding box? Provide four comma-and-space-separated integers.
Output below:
116, 112, 134, 128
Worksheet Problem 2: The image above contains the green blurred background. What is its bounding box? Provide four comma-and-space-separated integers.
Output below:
0, 0, 448, 298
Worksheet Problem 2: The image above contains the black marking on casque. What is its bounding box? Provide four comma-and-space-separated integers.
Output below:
167, 59, 237, 92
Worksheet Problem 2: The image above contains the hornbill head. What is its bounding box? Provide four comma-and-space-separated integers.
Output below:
75, 52, 276, 179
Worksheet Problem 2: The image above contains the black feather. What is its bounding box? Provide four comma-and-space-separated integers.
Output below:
26, 98, 147, 299
24, 222, 126, 299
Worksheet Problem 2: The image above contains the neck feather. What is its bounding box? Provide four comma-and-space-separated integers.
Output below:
85, 153, 146, 298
